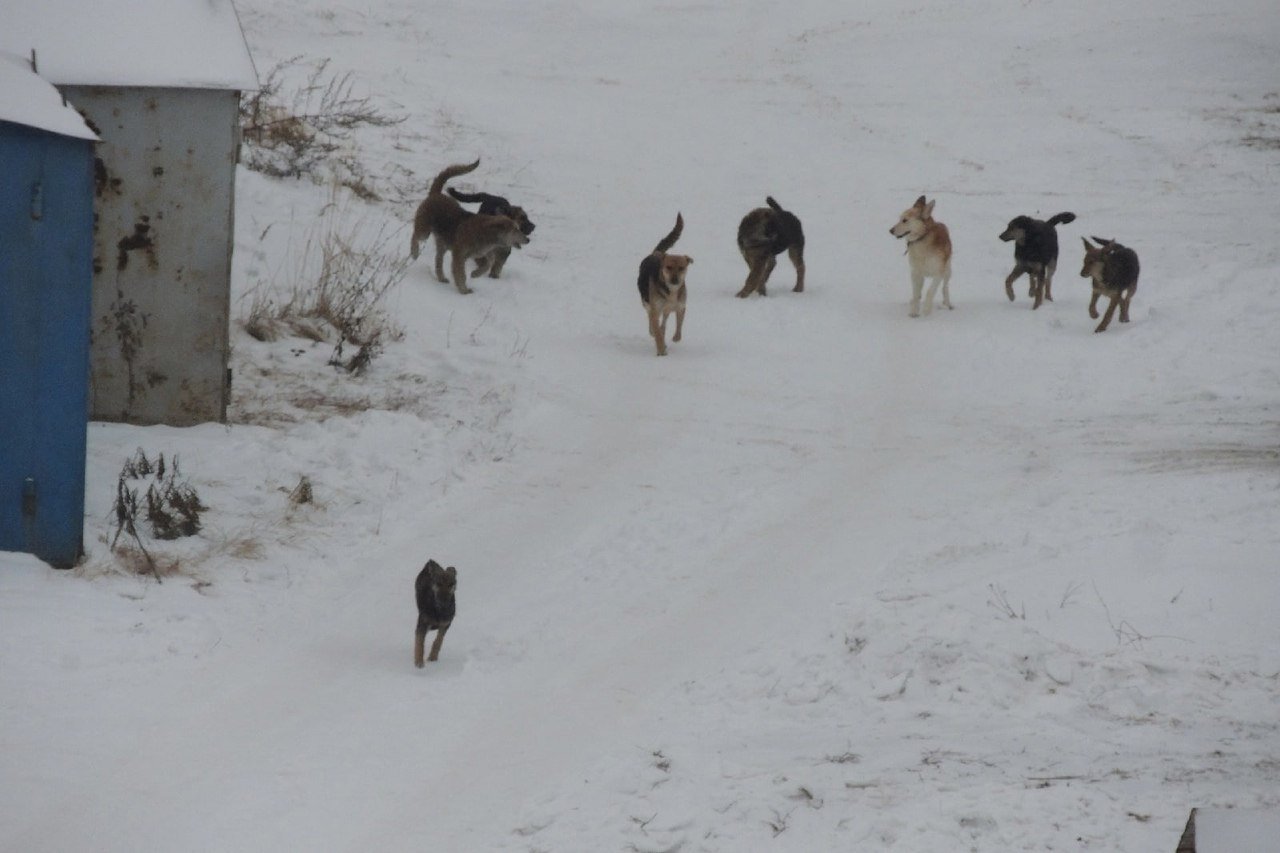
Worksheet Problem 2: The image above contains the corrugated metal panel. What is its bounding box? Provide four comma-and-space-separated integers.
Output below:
0, 120, 95, 568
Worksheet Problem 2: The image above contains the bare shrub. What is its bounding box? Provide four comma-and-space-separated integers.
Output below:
239, 57, 404, 196
110, 450, 207, 581
239, 193, 407, 373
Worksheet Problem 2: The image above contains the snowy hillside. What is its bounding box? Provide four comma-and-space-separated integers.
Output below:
3, 0, 1279, 850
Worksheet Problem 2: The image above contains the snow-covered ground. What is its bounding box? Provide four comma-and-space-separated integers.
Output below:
4, 1, 1280, 850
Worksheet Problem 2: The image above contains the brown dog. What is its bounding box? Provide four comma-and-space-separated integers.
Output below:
736, 196, 805, 297
1080, 236, 1140, 333
447, 188, 536, 279
636, 213, 692, 356
409, 159, 481, 283
447, 214, 531, 294
414, 559, 457, 667
889, 195, 953, 317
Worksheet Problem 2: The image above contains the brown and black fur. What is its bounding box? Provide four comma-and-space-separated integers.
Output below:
999, 212, 1076, 309
1080, 236, 1140, 333
736, 196, 805, 297
409, 159, 481, 284
447, 188, 536, 279
414, 559, 457, 667
447, 214, 531, 294
636, 213, 692, 356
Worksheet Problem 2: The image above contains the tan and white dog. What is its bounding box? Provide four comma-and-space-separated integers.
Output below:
636, 213, 692, 356
889, 195, 953, 317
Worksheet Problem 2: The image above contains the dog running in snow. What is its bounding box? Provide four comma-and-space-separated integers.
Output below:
998, 211, 1077, 309
736, 196, 805, 297
414, 559, 457, 667
889, 195, 952, 317
410, 159, 481, 285
447, 188, 536, 279
636, 213, 692, 356
1079, 236, 1140, 333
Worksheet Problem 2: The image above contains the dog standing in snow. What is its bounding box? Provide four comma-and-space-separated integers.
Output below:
414, 559, 457, 667
999, 211, 1076, 309
636, 213, 692, 356
736, 196, 805, 297
1080, 237, 1140, 333
889, 195, 952, 317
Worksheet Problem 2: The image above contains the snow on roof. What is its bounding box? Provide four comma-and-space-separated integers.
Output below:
0, 0, 257, 91
0, 53, 97, 140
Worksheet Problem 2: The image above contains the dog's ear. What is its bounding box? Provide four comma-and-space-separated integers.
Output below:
913, 195, 927, 208
685, 256, 694, 265
1091, 236, 1113, 247
1082, 237, 1094, 250
923, 198, 936, 217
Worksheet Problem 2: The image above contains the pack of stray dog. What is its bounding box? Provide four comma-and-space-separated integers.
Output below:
408, 159, 1143, 365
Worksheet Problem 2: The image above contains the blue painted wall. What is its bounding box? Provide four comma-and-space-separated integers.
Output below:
0, 120, 95, 567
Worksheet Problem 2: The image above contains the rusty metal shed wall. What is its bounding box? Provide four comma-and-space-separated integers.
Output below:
67, 85, 238, 426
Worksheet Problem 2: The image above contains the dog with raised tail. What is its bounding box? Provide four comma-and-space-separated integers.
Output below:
1080, 237, 1139, 333
736, 196, 805, 297
636, 213, 692, 356
414, 559, 457, 667
999, 211, 1076, 309
410, 159, 481, 284
889, 195, 952, 317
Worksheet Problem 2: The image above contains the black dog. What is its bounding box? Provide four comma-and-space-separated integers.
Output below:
414, 559, 457, 667
447, 188, 535, 279
736, 196, 805, 297
999, 212, 1076, 309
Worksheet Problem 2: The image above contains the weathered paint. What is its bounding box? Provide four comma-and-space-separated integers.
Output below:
66, 85, 239, 426
0, 119, 96, 567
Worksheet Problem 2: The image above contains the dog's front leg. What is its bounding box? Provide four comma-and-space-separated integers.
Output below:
673, 301, 685, 344
1004, 267, 1021, 301
428, 623, 449, 662
1119, 290, 1132, 323
654, 310, 668, 356
471, 253, 492, 279
1088, 288, 1102, 319
909, 270, 924, 317
414, 621, 427, 668
1095, 295, 1120, 333
1030, 272, 1045, 310
450, 253, 473, 294
488, 247, 511, 278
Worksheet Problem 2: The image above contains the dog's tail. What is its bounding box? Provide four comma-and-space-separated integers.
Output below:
653, 212, 684, 254
429, 159, 481, 197
766, 196, 786, 215
447, 187, 487, 204
1047, 212, 1076, 228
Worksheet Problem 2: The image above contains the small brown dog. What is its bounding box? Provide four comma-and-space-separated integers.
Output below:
889, 195, 953, 317
447, 214, 531, 294
414, 559, 457, 667
736, 196, 805, 297
447, 188, 536, 279
636, 213, 692, 356
1080, 237, 1140, 333
409, 159, 481, 284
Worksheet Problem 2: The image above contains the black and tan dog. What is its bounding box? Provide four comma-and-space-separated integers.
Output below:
636, 213, 692, 356
409, 159, 480, 285
447, 188, 536, 279
1080, 236, 1140, 333
414, 559, 457, 667
999, 211, 1076, 309
736, 196, 805, 297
